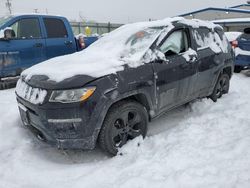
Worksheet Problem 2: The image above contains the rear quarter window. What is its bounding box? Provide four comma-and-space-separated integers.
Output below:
43, 18, 68, 38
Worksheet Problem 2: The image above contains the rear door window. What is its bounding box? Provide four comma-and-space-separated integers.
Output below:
43, 18, 68, 38
192, 28, 213, 50
9, 18, 41, 39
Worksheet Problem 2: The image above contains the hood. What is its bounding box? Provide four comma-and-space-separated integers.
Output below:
24, 74, 96, 90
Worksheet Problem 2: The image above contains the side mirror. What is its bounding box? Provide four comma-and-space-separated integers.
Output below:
4, 28, 15, 40
154, 49, 167, 61
0, 28, 15, 40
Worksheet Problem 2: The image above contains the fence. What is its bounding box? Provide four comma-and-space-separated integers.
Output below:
70, 21, 123, 36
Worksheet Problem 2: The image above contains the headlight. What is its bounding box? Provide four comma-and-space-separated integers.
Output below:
49, 87, 96, 103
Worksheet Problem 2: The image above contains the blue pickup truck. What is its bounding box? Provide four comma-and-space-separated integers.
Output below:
0, 14, 98, 89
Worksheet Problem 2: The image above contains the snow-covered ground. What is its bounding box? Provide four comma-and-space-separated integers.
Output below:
0, 73, 250, 188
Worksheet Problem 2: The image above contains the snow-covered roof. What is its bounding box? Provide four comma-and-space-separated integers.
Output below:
22, 17, 222, 82
213, 17, 250, 23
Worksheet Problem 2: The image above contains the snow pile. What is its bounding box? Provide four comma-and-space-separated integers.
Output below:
225, 32, 242, 42
0, 74, 250, 187
16, 79, 47, 105
22, 17, 221, 83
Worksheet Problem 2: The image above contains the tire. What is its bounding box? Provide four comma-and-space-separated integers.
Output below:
210, 74, 230, 102
234, 66, 242, 73
98, 100, 148, 156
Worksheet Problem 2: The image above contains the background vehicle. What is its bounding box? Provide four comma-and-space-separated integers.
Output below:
225, 32, 242, 43
16, 18, 234, 156
230, 29, 250, 73
0, 14, 98, 89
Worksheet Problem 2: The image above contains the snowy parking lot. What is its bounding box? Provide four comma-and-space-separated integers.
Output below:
0, 72, 250, 188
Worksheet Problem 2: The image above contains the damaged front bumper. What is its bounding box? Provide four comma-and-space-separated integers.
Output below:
16, 96, 101, 150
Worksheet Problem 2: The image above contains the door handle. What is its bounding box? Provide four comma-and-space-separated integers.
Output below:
65, 40, 73, 46
34, 43, 43, 48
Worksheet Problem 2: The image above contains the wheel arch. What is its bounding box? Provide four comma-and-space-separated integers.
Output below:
93, 91, 154, 146
106, 92, 153, 121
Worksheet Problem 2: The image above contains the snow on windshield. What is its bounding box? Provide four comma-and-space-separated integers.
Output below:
121, 28, 163, 67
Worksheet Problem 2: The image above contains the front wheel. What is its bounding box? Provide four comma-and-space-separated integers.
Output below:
210, 74, 230, 102
98, 100, 148, 156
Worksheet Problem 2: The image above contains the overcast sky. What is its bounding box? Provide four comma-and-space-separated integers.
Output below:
0, 0, 247, 23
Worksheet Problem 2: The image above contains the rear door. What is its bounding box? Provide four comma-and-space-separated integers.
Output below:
153, 28, 197, 113
192, 28, 222, 96
42, 17, 76, 59
1, 17, 45, 77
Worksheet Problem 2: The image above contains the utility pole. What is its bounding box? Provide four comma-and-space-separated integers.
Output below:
5, 0, 12, 15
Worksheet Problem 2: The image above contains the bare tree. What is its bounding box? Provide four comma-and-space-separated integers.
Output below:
5, 0, 12, 15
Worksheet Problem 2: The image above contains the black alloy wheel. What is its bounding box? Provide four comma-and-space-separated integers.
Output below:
99, 101, 148, 156
210, 74, 230, 102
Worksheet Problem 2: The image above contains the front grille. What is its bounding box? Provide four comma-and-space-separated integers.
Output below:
16, 79, 47, 105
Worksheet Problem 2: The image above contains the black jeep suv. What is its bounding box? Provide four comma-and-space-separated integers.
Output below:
16, 18, 234, 155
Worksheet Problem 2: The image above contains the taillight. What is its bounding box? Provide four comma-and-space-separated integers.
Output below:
231, 40, 238, 49
78, 36, 85, 49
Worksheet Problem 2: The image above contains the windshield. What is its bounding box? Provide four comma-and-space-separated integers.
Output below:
124, 28, 163, 59
0, 16, 12, 28
85, 25, 164, 63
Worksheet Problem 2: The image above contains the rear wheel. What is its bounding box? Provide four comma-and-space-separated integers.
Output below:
210, 74, 230, 102
99, 100, 148, 156
234, 66, 242, 73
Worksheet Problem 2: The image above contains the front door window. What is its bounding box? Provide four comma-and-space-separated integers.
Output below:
9, 18, 41, 39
